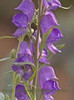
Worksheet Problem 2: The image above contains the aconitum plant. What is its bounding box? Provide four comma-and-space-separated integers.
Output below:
0, 0, 69, 100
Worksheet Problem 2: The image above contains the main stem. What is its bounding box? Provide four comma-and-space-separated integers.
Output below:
34, 0, 43, 100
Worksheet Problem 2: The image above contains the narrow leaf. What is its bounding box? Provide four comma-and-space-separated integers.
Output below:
3, 70, 13, 75
29, 66, 36, 82
14, 62, 36, 67
23, 79, 34, 100
61, 5, 72, 10
39, 28, 52, 58
0, 36, 15, 39
57, 43, 65, 49
0, 57, 11, 62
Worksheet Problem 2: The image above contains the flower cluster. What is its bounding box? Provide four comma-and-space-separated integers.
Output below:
11, 0, 63, 100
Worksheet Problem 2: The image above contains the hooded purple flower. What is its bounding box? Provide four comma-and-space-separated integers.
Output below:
12, 41, 34, 81
38, 66, 58, 88
43, 0, 62, 10
38, 66, 60, 100
12, 0, 35, 37
47, 28, 63, 54
16, 0, 35, 22
41, 11, 59, 35
15, 84, 30, 100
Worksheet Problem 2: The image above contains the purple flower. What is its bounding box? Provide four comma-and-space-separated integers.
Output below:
43, 0, 62, 10
15, 84, 30, 100
38, 66, 60, 100
12, 0, 35, 37
38, 66, 58, 89
41, 11, 59, 35
47, 28, 63, 54
12, 41, 34, 80
16, 0, 35, 22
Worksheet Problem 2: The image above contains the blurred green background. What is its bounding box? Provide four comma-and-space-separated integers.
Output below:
0, 0, 74, 100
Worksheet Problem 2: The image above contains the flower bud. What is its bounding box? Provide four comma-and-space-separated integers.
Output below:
10, 49, 16, 58
5, 94, 10, 100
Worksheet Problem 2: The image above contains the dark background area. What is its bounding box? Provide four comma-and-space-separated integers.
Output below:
0, 0, 74, 100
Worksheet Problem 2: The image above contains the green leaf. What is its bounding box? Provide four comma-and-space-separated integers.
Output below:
57, 43, 65, 49
39, 28, 52, 58
3, 70, 13, 75
14, 62, 36, 67
0, 36, 15, 39
61, 5, 72, 10
29, 66, 36, 82
0, 57, 11, 62
48, 50, 53, 58
23, 79, 34, 100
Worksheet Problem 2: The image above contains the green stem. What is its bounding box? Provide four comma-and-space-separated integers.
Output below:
0, 36, 15, 39
11, 36, 23, 100
34, 0, 43, 100
11, 72, 16, 100
16, 36, 23, 59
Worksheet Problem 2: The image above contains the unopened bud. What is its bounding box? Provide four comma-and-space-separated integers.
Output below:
16, 74, 21, 83
5, 94, 10, 100
10, 49, 16, 58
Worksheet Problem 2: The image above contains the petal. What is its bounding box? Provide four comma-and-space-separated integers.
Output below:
16, 0, 35, 22
18, 41, 32, 56
38, 66, 58, 89
43, 80, 60, 95
43, 93, 54, 100
41, 11, 59, 35
47, 43, 61, 54
12, 13, 28, 28
17, 67, 24, 76
18, 54, 34, 64
12, 57, 21, 71
12, 64, 19, 71
13, 27, 27, 38
39, 56, 50, 64
47, 0, 62, 10
15, 84, 30, 100
30, 42, 35, 54
34, 30, 41, 44
42, 49, 48, 57
47, 28, 63, 43
23, 65, 33, 80
43, 0, 49, 8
